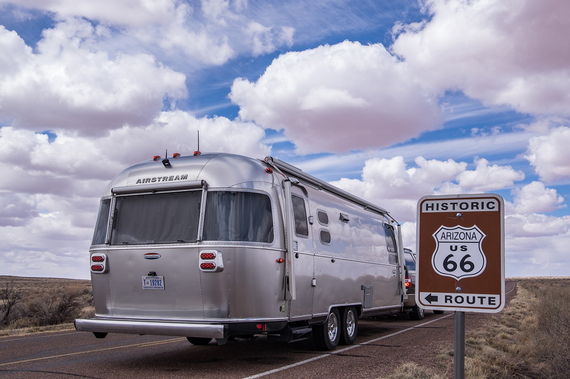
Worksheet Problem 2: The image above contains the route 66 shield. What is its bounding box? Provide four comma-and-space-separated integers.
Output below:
432, 225, 487, 280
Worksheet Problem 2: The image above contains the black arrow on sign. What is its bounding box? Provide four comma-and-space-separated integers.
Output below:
425, 293, 439, 304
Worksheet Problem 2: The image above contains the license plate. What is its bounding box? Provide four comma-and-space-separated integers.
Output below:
142, 276, 164, 290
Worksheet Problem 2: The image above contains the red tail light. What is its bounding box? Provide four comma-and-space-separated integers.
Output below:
199, 250, 223, 272
90, 254, 108, 274
405, 275, 411, 289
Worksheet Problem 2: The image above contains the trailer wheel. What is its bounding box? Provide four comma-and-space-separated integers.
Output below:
313, 308, 341, 350
409, 305, 425, 320
186, 337, 212, 345
340, 306, 358, 345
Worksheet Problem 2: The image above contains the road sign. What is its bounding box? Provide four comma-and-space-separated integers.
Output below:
416, 194, 505, 313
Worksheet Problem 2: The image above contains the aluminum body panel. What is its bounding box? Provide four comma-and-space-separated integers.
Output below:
103, 153, 275, 196
288, 185, 315, 319
91, 244, 286, 320
300, 179, 401, 315
84, 152, 404, 339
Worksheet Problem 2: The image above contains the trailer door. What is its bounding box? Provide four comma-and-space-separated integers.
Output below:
288, 187, 315, 320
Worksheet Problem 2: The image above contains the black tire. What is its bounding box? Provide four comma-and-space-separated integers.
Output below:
433, 310, 444, 314
409, 305, 425, 320
313, 308, 341, 350
186, 337, 212, 345
340, 306, 358, 345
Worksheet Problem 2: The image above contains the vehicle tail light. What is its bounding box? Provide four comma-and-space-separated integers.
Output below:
199, 250, 224, 272
91, 254, 108, 274
200, 252, 216, 259
405, 275, 411, 289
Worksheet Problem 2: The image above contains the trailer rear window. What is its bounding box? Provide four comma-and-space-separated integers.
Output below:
203, 191, 273, 243
92, 199, 111, 245
110, 191, 201, 245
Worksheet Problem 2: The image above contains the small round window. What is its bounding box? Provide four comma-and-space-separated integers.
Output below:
317, 210, 329, 225
320, 230, 331, 244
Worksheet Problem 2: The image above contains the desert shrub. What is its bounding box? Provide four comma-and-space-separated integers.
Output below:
1, 281, 22, 325
22, 287, 85, 327
0, 277, 93, 331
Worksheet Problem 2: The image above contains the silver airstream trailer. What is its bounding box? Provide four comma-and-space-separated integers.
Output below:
75, 152, 406, 350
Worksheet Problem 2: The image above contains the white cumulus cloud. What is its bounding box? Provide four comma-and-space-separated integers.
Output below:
453, 158, 525, 193
229, 41, 443, 153
508, 181, 565, 215
392, 0, 570, 116
0, 21, 187, 135
525, 126, 570, 182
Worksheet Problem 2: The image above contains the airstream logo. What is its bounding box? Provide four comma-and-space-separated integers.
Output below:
143, 253, 161, 260
432, 225, 487, 280
135, 174, 188, 184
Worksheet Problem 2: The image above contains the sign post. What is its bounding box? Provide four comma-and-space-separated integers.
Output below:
416, 194, 505, 379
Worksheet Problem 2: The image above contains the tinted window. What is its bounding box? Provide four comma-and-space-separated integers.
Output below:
317, 210, 329, 225
320, 230, 331, 244
384, 224, 397, 253
203, 191, 273, 243
92, 199, 111, 245
111, 191, 201, 245
405, 255, 416, 271
292, 195, 308, 237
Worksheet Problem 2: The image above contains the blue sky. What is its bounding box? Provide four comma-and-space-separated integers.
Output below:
0, 0, 569, 279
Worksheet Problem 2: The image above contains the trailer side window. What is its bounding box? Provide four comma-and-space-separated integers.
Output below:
92, 198, 111, 245
384, 224, 398, 264
320, 229, 331, 244
292, 195, 308, 237
317, 210, 329, 225
203, 191, 274, 243
111, 191, 201, 245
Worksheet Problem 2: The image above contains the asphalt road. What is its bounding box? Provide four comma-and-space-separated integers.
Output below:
0, 281, 516, 378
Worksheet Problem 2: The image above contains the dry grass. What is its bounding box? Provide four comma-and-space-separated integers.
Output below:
384, 362, 445, 379
459, 278, 570, 379
381, 278, 570, 379
0, 276, 93, 335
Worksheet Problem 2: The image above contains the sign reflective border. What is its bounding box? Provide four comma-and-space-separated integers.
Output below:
416, 194, 505, 313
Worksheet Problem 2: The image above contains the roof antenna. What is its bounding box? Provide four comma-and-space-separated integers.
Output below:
194, 130, 201, 156
162, 149, 172, 168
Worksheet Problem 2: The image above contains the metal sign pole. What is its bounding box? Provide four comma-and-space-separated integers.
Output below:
454, 311, 465, 379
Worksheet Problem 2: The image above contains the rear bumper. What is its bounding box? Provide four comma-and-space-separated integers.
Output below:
74, 318, 227, 339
